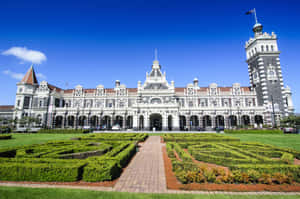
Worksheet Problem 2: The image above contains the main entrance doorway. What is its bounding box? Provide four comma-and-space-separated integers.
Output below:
150, 114, 162, 131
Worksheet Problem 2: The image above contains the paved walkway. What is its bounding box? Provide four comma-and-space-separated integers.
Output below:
114, 136, 167, 193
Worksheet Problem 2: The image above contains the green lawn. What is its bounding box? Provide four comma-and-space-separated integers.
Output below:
0, 186, 299, 199
225, 134, 300, 151
0, 133, 81, 149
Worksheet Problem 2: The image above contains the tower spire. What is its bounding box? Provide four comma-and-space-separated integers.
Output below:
154, 48, 158, 61
20, 64, 38, 85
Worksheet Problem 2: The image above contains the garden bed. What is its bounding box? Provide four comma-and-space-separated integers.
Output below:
162, 146, 300, 192
162, 133, 300, 192
0, 133, 144, 183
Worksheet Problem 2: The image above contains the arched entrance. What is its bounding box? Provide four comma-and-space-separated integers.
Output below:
126, 116, 133, 129
190, 115, 199, 130
168, 115, 172, 131
115, 116, 123, 128
139, 115, 144, 130
241, 115, 250, 126
90, 116, 98, 128
67, 116, 75, 128
102, 116, 111, 129
202, 115, 212, 129
179, 115, 186, 131
215, 115, 224, 127
228, 115, 237, 127
254, 115, 263, 125
150, 114, 162, 131
78, 116, 86, 127
55, 116, 63, 128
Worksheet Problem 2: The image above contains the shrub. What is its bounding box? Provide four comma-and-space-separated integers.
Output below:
0, 162, 85, 182
0, 149, 16, 158
281, 153, 294, 164
37, 129, 90, 134
82, 160, 121, 182
258, 173, 272, 184
0, 135, 12, 140
224, 129, 283, 134
247, 169, 260, 183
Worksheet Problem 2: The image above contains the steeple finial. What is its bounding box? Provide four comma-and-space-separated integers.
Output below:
154, 48, 158, 61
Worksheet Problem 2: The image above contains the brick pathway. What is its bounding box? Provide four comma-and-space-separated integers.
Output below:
114, 136, 167, 193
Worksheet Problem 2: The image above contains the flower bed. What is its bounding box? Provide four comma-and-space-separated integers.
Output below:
163, 133, 300, 190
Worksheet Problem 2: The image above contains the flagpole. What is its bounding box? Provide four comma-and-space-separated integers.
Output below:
254, 8, 258, 24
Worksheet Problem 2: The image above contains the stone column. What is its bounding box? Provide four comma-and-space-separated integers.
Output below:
211, 116, 216, 129
123, 115, 126, 129
144, 114, 150, 131
61, 116, 65, 128
173, 114, 180, 131
133, 115, 138, 130
187, 115, 191, 131
199, 116, 203, 128
162, 113, 168, 131
65, 115, 69, 128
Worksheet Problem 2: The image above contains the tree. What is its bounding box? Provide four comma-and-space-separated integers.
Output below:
280, 115, 300, 127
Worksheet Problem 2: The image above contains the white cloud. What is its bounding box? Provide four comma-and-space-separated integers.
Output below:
2, 70, 24, 80
2, 47, 47, 64
36, 73, 46, 80
2, 70, 47, 81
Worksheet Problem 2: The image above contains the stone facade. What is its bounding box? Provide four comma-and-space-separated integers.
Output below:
13, 22, 294, 131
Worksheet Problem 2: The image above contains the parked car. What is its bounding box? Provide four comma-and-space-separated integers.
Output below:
283, 127, 298, 134
112, 124, 121, 131
215, 126, 225, 131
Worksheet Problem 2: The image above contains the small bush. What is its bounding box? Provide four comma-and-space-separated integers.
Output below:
0, 162, 85, 182
0, 135, 12, 140
37, 129, 90, 134
281, 153, 294, 164
224, 129, 283, 134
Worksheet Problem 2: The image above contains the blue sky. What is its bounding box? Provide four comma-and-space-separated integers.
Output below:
0, 0, 300, 112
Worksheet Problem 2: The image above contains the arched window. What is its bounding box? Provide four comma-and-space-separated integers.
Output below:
151, 98, 162, 104
269, 71, 275, 78
261, 45, 264, 52
255, 47, 257, 53
248, 52, 251, 57
271, 45, 274, 51
266, 45, 269, 51
251, 49, 254, 55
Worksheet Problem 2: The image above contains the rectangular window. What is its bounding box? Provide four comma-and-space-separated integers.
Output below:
23, 97, 30, 109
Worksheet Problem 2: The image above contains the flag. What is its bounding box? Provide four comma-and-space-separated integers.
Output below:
246, 9, 255, 15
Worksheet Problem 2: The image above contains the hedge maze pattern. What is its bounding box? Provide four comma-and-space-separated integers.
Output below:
164, 134, 300, 184
0, 133, 147, 182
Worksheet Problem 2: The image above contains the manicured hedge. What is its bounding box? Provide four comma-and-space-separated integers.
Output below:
80, 133, 148, 142
224, 129, 283, 134
37, 129, 90, 134
0, 135, 12, 140
82, 160, 121, 182
0, 133, 144, 182
163, 133, 240, 142
0, 162, 86, 182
